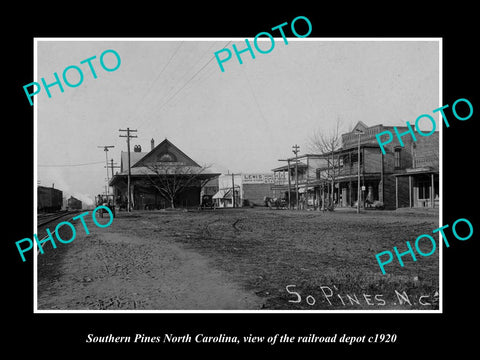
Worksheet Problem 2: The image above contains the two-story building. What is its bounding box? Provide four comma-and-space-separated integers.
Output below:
271, 155, 327, 209
271, 121, 439, 210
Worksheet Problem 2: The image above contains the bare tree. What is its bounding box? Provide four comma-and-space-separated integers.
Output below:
309, 119, 343, 209
142, 163, 213, 209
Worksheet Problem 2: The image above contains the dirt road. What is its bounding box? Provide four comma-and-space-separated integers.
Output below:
37, 211, 264, 310
38, 207, 439, 310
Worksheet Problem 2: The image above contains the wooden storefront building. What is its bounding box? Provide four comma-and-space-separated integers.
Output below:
271, 121, 439, 210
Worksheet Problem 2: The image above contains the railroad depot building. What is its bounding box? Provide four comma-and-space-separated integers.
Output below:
109, 138, 220, 209
271, 121, 439, 210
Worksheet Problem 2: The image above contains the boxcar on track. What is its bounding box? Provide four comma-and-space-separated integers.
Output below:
67, 196, 82, 210
38, 186, 63, 213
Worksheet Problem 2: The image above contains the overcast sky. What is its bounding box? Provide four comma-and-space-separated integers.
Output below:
36, 39, 440, 206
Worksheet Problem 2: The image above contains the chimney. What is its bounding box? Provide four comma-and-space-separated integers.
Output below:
151, 138, 155, 150
134, 145, 142, 152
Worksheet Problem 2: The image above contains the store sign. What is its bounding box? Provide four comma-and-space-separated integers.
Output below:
242, 173, 286, 184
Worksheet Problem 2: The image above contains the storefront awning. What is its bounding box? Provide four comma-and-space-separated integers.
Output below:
393, 167, 439, 177
213, 189, 232, 200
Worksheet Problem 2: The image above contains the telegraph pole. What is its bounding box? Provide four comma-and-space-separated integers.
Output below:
231, 173, 236, 208
354, 129, 364, 214
105, 159, 120, 206
98, 145, 114, 197
292, 144, 300, 210
119, 128, 138, 212
105, 158, 120, 179
277, 159, 292, 209
287, 159, 292, 209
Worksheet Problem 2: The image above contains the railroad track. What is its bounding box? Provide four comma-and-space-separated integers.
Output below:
37, 210, 82, 228
36, 210, 83, 255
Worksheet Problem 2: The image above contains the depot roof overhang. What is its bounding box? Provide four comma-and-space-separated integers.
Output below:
109, 170, 220, 186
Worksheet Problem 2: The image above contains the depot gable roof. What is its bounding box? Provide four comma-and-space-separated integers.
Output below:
132, 138, 201, 168
120, 151, 147, 172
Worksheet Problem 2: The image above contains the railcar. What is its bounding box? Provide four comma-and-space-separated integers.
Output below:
67, 196, 82, 210
37, 186, 63, 213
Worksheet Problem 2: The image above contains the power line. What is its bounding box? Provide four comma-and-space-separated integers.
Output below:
243, 68, 269, 127
38, 161, 105, 167
156, 41, 231, 112
131, 41, 184, 122
136, 42, 212, 126
166, 50, 220, 107
138, 41, 231, 129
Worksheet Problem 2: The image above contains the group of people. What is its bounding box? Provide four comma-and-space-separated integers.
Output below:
96, 195, 116, 217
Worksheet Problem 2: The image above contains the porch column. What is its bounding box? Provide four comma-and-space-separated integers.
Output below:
306, 156, 310, 209
408, 175, 412, 208
349, 180, 352, 207
431, 173, 435, 208
395, 176, 398, 209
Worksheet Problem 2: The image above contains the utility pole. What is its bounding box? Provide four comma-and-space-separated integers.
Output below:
292, 144, 300, 210
277, 159, 292, 209
98, 145, 115, 197
104, 178, 108, 197
287, 159, 291, 209
119, 128, 138, 212
354, 129, 364, 214
105, 159, 120, 207
105, 158, 120, 179
231, 173, 236, 208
